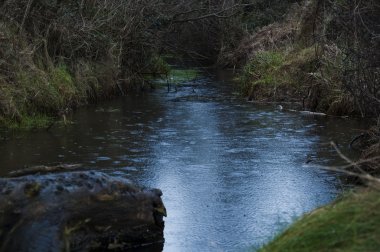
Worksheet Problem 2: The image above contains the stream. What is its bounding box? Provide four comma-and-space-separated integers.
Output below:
0, 70, 369, 251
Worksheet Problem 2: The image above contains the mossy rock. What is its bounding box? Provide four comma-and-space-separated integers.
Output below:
0, 171, 166, 251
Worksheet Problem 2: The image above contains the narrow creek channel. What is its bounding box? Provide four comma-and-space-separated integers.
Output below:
0, 70, 369, 251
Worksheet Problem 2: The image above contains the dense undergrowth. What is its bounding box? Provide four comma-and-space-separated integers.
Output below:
0, 0, 263, 130
0, 0, 176, 129
235, 0, 380, 117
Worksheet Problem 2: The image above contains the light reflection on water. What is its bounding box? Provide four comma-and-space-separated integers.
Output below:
0, 73, 369, 251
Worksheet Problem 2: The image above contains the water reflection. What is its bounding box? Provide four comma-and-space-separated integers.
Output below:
140, 93, 355, 251
0, 72, 370, 251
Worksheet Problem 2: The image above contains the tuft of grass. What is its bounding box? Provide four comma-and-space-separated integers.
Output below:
150, 55, 170, 75
15, 64, 77, 114
240, 51, 289, 100
0, 64, 76, 130
241, 51, 284, 88
259, 189, 380, 252
50, 65, 77, 106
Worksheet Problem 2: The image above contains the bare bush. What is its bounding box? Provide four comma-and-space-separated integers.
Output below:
321, 0, 380, 117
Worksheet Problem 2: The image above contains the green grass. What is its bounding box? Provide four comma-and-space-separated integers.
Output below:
15, 64, 78, 113
239, 51, 285, 97
239, 48, 318, 96
149, 68, 200, 87
0, 113, 54, 130
0, 64, 78, 130
0, 61, 117, 130
169, 69, 200, 82
259, 189, 380, 252
241, 51, 284, 84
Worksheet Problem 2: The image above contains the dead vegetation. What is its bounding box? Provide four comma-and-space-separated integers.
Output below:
233, 0, 380, 117
0, 0, 167, 128
0, 0, 255, 129
357, 123, 380, 176
222, 2, 308, 66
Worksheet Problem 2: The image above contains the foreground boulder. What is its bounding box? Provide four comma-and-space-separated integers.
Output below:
0, 171, 166, 251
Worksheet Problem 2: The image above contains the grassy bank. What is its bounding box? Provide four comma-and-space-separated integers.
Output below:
259, 189, 380, 252
0, 0, 237, 131
0, 62, 118, 129
0, 0, 173, 130
0, 58, 169, 130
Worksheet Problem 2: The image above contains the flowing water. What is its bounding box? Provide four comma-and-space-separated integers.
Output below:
0, 70, 370, 251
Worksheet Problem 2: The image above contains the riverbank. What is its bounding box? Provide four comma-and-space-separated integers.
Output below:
230, 1, 379, 117
259, 188, 380, 252
0, 0, 255, 131
227, 1, 380, 250
0, 1, 173, 131
0, 40, 168, 131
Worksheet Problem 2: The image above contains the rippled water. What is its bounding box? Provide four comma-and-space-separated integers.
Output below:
0, 71, 369, 251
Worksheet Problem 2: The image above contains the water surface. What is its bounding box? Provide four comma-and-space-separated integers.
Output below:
0, 71, 369, 251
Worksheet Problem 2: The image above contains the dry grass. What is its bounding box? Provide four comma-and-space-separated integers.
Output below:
235, 0, 361, 116
225, 1, 314, 66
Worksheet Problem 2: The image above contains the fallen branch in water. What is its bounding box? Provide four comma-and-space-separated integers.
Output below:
309, 142, 380, 188
299, 111, 327, 116
278, 105, 350, 118
286, 109, 327, 116
313, 163, 380, 186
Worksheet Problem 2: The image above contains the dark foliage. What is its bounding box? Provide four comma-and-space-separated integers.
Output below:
323, 0, 380, 117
